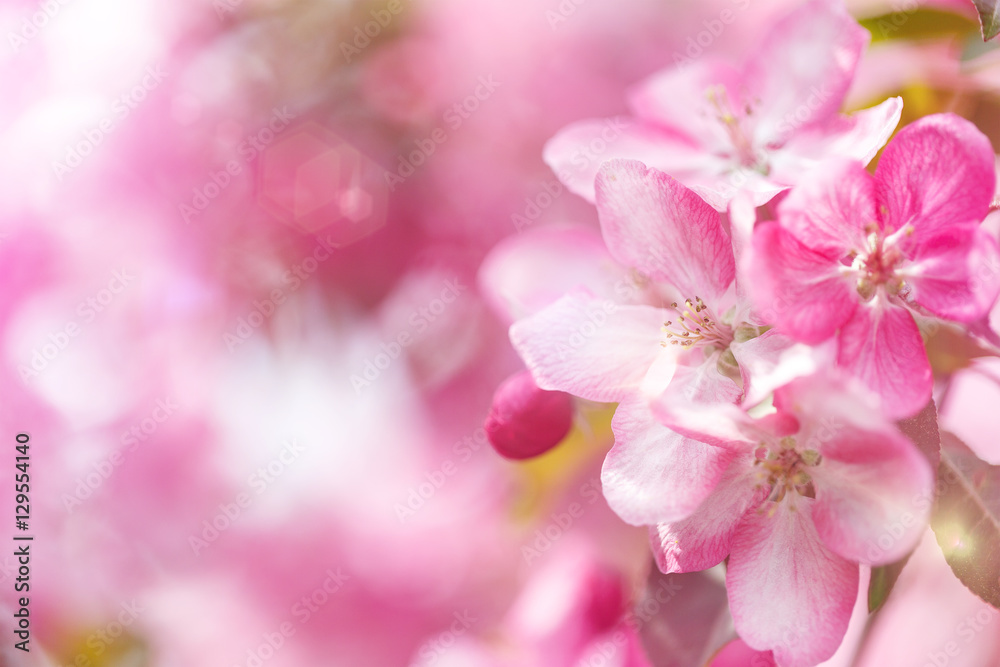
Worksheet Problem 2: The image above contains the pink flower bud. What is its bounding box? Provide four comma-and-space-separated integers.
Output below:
485, 370, 573, 460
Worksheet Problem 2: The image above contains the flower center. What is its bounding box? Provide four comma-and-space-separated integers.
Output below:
660, 297, 734, 350
705, 86, 767, 172
848, 223, 913, 301
754, 437, 822, 505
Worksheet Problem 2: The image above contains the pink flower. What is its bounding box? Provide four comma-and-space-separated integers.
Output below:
647, 375, 933, 667
746, 113, 1000, 418
509, 160, 737, 403
544, 0, 902, 211
508, 159, 798, 525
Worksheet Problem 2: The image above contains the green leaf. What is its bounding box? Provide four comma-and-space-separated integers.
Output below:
859, 8, 978, 43
973, 0, 1000, 40
931, 432, 1000, 608
868, 555, 912, 613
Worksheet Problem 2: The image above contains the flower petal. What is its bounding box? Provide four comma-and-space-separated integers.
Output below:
903, 226, 1000, 323
684, 167, 789, 213
730, 329, 820, 408
774, 158, 876, 256
651, 359, 752, 449
708, 639, 777, 667
478, 225, 631, 324
808, 423, 933, 566
776, 372, 933, 566
772, 97, 902, 173
595, 159, 736, 302
727, 500, 859, 667
876, 113, 995, 245
543, 117, 705, 203
510, 294, 667, 403
602, 395, 735, 526
744, 0, 868, 145
627, 57, 744, 152
651, 456, 765, 573
836, 299, 932, 419
747, 222, 858, 344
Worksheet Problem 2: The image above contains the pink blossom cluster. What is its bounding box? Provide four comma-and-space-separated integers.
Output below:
482, 0, 1000, 664
5, 0, 1000, 665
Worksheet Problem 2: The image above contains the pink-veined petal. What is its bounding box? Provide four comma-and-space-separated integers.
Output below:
836, 299, 932, 419
876, 113, 995, 245
727, 500, 859, 667
510, 294, 667, 403
747, 222, 858, 344
651, 456, 765, 574
774, 158, 876, 256
903, 226, 1000, 323
809, 423, 933, 566
543, 117, 705, 203
602, 395, 735, 526
595, 159, 735, 301
743, 0, 868, 146
651, 360, 753, 449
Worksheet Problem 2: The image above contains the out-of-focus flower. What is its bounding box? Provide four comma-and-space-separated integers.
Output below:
853, 531, 1000, 667
544, 0, 902, 210
747, 113, 1000, 418
410, 544, 651, 667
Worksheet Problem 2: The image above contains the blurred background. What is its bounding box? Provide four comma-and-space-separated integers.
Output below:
2, 0, 1000, 665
